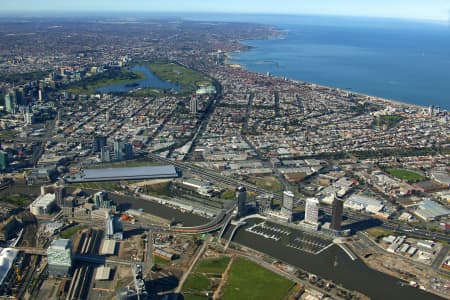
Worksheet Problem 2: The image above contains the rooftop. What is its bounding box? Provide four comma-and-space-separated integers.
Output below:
65, 165, 178, 182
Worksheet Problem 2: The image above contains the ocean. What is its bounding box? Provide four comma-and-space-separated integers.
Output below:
224, 15, 450, 110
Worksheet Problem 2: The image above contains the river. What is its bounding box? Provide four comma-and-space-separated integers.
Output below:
2, 185, 443, 299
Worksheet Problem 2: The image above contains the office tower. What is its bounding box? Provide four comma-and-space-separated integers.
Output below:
101, 146, 112, 162
14, 88, 25, 106
92, 135, 107, 153
281, 190, 294, 221
190, 97, 198, 114
123, 142, 133, 160
331, 195, 344, 231
0, 151, 8, 170
305, 197, 320, 225
55, 186, 65, 208
236, 186, 247, 218
47, 239, 72, 277
94, 191, 108, 208
113, 139, 123, 161
4, 93, 15, 114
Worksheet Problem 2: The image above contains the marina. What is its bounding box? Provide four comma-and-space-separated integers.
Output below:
245, 221, 291, 241
287, 234, 333, 255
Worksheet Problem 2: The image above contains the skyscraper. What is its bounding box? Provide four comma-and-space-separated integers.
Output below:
92, 135, 107, 153
236, 186, 247, 218
55, 186, 65, 208
281, 190, 294, 221
305, 197, 319, 225
331, 194, 344, 231
113, 139, 123, 161
101, 146, 112, 162
0, 151, 8, 170
4, 93, 15, 114
190, 97, 198, 114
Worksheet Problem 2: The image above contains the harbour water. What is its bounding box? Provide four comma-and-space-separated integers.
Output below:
226, 219, 443, 300
96, 65, 180, 93
228, 15, 450, 110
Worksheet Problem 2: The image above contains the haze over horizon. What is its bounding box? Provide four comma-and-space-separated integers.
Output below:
2, 0, 450, 23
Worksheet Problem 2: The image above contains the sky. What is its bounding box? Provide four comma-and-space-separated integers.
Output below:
2, 0, 450, 22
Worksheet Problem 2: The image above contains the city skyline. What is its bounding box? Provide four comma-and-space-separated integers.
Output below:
1, 0, 450, 22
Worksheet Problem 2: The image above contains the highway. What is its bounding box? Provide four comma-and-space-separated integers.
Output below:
148, 154, 450, 243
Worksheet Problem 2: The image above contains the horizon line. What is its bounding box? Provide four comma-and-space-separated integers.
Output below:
0, 10, 447, 25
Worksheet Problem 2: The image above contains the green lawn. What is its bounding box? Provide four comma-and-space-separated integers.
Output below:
148, 62, 211, 92
66, 69, 145, 95
220, 190, 236, 201
387, 168, 425, 183
153, 255, 170, 265
59, 225, 88, 239
195, 257, 231, 274
222, 258, 294, 300
0, 195, 32, 206
182, 273, 211, 292
373, 115, 406, 128
70, 181, 121, 191
247, 176, 283, 192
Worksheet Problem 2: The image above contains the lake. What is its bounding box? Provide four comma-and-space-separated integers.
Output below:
96, 65, 180, 93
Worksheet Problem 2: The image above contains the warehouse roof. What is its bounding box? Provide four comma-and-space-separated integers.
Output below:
65, 165, 178, 182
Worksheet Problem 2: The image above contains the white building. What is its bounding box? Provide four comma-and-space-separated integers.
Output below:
281, 190, 294, 221
47, 239, 72, 277
305, 197, 320, 225
30, 193, 56, 216
345, 194, 384, 214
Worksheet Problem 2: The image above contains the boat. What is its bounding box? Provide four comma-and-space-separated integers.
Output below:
333, 255, 338, 267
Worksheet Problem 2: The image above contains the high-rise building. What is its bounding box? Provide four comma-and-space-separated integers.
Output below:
331, 195, 344, 231
305, 197, 320, 225
236, 186, 247, 218
113, 139, 123, 161
100, 146, 112, 162
281, 190, 294, 221
14, 88, 25, 106
0, 151, 8, 170
123, 142, 133, 160
47, 239, 72, 277
4, 93, 15, 114
55, 186, 65, 208
92, 135, 107, 153
190, 97, 198, 114
94, 191, 108, 208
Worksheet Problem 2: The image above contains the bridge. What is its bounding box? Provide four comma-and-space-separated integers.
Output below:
224, 221, 246, 251
170, 205, 236, 234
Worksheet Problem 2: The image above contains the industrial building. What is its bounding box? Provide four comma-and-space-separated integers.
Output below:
305, 197, 320, 226
281, 190, 294, 221
344, 194, 384, 214
64, 165, 178, 183
30, 193, 56, 216
414, 199, 450, 221
47, 239, 72, 277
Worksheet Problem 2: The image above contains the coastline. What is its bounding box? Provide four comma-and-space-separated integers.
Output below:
225, 28, 435, 111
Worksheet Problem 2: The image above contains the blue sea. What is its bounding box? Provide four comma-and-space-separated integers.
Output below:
221, 15, 450, 110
